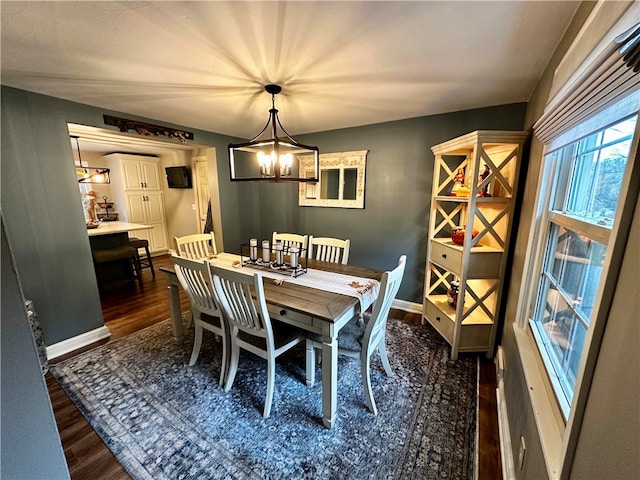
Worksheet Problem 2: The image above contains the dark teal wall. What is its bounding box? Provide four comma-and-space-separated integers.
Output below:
1, 84, 525, 346
229, 104, 528, 303
1, 217, 70, 479
1, 86, 235, 344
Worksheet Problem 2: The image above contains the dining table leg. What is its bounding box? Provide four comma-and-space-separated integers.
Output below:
321, 331, 338, 428
161, 269, 184, 343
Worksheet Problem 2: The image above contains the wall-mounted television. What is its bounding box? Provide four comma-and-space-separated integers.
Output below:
165, 166, 192, 188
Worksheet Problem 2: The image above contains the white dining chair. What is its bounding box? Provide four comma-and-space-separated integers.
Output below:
174, 232, 217, 259
308, 236, 350, 264
171, 253, 227, 386
210, 265, 306, 418
305, 255, 407, 415
272, 232, 309, 258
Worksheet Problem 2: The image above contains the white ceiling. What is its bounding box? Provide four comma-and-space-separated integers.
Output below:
2, 1, 580, 152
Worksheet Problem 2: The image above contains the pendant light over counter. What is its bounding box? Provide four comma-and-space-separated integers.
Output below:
228, 84, 319, 182
72, 135, 111, 184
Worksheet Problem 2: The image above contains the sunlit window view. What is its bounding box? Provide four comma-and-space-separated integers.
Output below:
531, 114, 637, 417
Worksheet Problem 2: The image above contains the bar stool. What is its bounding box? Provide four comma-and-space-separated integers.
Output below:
129, 237, 155, 276
92, 245, 142, 289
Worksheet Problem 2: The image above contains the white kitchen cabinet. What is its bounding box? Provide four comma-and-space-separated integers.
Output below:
422, 130, 528, 359
103, 154, 168, 253
125, 192, 169, 252
119, 156, 161, 191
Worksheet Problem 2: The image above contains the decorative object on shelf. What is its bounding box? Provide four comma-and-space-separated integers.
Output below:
103, 115, 193, 142
228, 84, 319, 182
72, 135, 111, 184
240, 241, 308, 277
451, 168, 465, 196
477, 163, 492, 197
97, 196, 118, 221
451, 226, 479, 245
82, 190, 97, 222
447, 279, 460, 309
454, 186, 471, 197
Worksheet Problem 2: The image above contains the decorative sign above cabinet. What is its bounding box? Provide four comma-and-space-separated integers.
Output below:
103, 115, 194, 142
298, 150, 367, 209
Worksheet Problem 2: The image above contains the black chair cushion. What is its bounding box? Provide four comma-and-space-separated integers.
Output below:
129, 237, 149, 249
92, 245, 137, 263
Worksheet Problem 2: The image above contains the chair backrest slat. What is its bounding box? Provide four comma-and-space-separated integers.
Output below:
309, 236, 350, 264
171, 254, 220, 315
272, 232, 309, 258
211, 266, 272, 340
174, 232, 217, 259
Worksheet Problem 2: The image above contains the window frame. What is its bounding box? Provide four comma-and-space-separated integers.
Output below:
514, 99, 640, 478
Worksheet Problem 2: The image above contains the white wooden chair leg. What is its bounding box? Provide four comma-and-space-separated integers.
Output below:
305, 339, 316, 386
264, 357, 275, 417
361, 355, 378, 415
184, 309, 194, 330
218, 333, 227, 387
224, 341, 240, 392
189, 324, 203, 366
378, 340, 393, 377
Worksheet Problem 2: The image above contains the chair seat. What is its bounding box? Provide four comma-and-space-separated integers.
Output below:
128, 237, 149, 249
238, 320, 304, 353
92, 245, 137, 263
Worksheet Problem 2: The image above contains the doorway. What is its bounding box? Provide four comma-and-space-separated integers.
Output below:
67, 123, 223, 251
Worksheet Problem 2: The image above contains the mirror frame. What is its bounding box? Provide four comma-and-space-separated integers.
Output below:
298, 150, 368, 208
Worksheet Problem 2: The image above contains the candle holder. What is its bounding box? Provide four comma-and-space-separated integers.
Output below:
240, 241, 308, 277
249, 238, 258, 261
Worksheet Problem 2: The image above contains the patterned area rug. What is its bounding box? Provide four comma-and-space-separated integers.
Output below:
50, 318, 477, 479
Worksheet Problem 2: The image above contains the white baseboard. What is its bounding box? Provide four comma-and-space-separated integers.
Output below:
392, 299, 422, 314
46, 325, 111, 360
496, 346, 516, 480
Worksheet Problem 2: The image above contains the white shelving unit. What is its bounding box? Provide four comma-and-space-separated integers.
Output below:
422, 131, 528, 359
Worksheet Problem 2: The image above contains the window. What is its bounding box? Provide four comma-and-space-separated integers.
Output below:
528, 112, 638, 419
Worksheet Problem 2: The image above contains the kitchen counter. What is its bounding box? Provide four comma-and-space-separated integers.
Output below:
87, 221, 152, 236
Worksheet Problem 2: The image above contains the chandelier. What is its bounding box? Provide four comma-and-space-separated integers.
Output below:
228, 84, 319, 182
72, 135, 111, 184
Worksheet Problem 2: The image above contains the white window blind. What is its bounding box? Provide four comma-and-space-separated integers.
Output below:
534, 7, 640, 144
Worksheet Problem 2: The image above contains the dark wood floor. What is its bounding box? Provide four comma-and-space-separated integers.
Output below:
46, 254, 501, 479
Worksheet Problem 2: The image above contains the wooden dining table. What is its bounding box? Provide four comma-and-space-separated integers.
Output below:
160, 254, 383, 428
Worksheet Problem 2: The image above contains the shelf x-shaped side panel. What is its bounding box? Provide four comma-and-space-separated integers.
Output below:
471, 206, 509, 249
436, 156, 469, 197
461, 281, 498, 322
427, 264, 452, 295
480, 146, 518, 197
434, 203, 465, 237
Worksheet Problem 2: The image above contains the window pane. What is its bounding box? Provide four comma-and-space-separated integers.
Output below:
531, 109, 638, 419
549, 225, 606, 319
562, 117, 636, 226
533, 283, 589, 407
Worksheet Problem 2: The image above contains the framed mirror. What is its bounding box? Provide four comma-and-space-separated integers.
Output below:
298, 150, 367, 208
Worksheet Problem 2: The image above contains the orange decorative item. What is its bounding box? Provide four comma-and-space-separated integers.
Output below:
451, 226, 479, 245
454, 186, 471, 197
